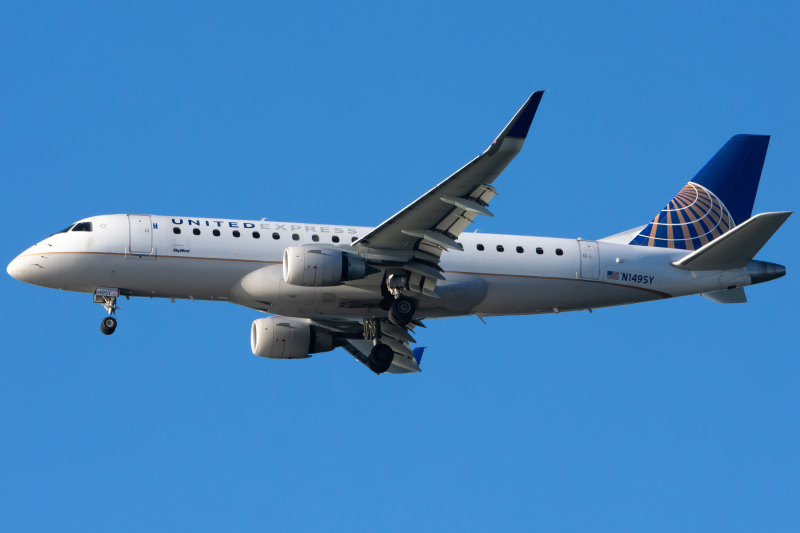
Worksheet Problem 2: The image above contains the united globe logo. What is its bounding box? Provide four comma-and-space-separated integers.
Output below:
630, 182, 735, 250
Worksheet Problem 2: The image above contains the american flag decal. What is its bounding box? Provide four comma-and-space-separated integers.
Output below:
607, 271, 619, 280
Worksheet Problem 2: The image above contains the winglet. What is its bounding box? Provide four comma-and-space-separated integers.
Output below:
413, 347, 426, 366
484, 90, 546, 156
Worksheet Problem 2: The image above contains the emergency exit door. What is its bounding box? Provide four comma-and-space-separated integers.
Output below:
128, 215, 152, 254
579, 240, 600, 280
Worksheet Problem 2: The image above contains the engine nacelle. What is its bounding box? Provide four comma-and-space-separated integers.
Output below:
251, 317, 335, 359
282, 246, 367, 287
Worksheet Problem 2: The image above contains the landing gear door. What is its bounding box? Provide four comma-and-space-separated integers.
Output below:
579, 240, 600, 280
128, 215, 153, 254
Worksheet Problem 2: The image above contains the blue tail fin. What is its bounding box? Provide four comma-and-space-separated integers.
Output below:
630, 134, 770, 250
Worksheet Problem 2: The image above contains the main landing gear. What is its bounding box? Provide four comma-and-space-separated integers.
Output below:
367, 343, 394, 374
361, 314, 423, 375
389, 295, 416, 327
362, 275, 420, 374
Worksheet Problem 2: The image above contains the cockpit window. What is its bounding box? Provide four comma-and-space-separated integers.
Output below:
52, 224, 75, 236
72, 222, 93, 232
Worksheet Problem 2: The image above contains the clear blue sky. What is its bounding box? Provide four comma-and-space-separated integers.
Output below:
1, 1, 798, 531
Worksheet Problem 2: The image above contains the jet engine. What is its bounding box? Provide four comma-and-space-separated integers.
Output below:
283, 246, 367, 287
251, 317, 335, 359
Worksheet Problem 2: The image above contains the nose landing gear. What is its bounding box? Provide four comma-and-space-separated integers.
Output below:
101, 316, 117, 335
97, 295, 121, 335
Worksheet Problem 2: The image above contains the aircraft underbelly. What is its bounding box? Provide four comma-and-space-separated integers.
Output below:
472, 274, 660, 315
58, 253, 266, 301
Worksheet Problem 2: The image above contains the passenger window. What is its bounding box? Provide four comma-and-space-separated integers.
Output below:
556, 248, 563, 256
477, 244, 484, 251
516, 246, 524, 253
193, 228, 201, 236
536, 247, 543, 255
72, 222, 93, 232
213, 229, 221, 237
292, 234, 300, 241
312, 234, 319, 242
332, 236, 340, 243
496, 245, 504, 252
351, 236, 358, 242
173, 227, 181, 235
252, 231, 260, 239
232, 230, 240, 238
272, 233, 280, 240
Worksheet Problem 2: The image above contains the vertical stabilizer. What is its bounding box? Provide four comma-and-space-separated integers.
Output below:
630, 135, 770, 250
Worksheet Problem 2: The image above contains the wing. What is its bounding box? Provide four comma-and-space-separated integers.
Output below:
343, 339, 423, 374
310, 317, 426, 374
353, 90, 546, 257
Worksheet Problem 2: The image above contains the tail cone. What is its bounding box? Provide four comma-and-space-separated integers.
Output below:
747, 260, 786, 285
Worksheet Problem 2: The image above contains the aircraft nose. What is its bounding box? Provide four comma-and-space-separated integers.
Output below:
7, 256, 24, 281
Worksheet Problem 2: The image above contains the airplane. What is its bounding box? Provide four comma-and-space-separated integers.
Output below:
6, 91, 791, 375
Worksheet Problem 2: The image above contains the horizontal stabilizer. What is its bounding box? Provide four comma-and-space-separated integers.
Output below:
671, 211, 791, 271
701, 287, 747, 304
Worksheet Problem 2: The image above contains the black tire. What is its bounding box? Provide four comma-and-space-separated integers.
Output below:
389, 295, 416, 327
101, 316, 117, 335
367, 343, 394, 374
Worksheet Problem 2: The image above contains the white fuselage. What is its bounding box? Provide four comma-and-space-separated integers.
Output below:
7, 214, 756, 321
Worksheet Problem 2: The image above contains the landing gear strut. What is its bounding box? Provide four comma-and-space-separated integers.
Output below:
389, 295, 416, 327
97, 295, 121, 335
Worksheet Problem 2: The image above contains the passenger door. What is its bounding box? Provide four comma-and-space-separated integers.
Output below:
128, 215, 152, 254
579, 240, 600, 280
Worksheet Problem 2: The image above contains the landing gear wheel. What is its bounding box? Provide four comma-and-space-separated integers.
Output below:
389, 296, 416, 327
367, 343, 394, 374
100, 316, 117, 335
